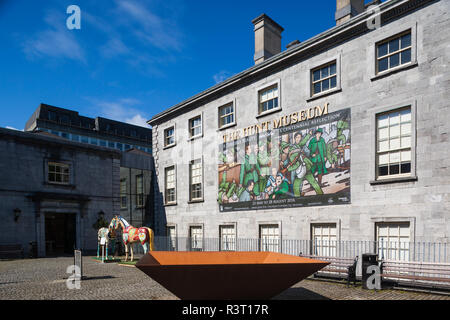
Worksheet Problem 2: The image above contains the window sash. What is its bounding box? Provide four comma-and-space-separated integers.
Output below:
259, 225, 280, 252
376, 108, 412, 178
165, 127, 175, 146
219, 104, 235, 127
376, 32, 412, 73
165, 167, 176, 204
311, 224, 337, 257
190, 227, 203, 250
220, 226, 236, 251
48, 162, 70, 184
190, 117, 202, 137
311, 62, 337, 95
258, 85, 279, 114
376, 223, 410, 261
190, 160, 203, 200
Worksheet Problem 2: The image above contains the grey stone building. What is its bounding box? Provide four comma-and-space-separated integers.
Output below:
0, 128, 121, 257
0, 126, 156, 257
148, 0, 450, 260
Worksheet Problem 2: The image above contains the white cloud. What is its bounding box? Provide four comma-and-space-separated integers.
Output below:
213, 71, 234, 84
114, 0, 182, 51
125, 114, 150, 127
88, 98, 151, 128
22, 10, 86, 63
5, 126, 21, 131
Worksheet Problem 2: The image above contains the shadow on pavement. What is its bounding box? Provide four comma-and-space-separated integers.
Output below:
273, 287, 331, 300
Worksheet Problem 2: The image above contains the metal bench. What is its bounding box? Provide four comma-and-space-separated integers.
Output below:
300, 254, 358, 287
0, 244, 24, 259
380, 260, 450, 290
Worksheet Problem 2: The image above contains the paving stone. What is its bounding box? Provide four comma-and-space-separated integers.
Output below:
0, 257, 448, 300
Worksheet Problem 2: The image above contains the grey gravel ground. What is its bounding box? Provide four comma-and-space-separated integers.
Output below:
0, 256, 448, 300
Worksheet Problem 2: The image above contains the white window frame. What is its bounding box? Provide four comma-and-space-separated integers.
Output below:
188, 115, 203, 140
164, 126, 176, 148
219, 224, 237, 251
189, 158, 203, 202
376, 222, 411, 261
259, 223, 280, 253
370, 100, 417, 184
164, 166, 177, 205
166, 225, 177, 251
370, 22, 417, 80
47, 162, 71, 185
256, 79, 281, 118
311, 223, 337, 257
376, 30, 412, 74
189, 225, 203, 251
218, 100, 236, 130
376, 107, 412, 180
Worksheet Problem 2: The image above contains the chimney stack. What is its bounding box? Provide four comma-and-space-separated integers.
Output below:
252, 14, 284, 65
335, 0, 365, 25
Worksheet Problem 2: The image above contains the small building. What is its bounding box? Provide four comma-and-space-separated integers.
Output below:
0, 126, 156, 258
25, 103, 153, 154
0, 128, 121, 257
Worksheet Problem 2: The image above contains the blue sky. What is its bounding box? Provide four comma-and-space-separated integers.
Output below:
0, 0, 351, 130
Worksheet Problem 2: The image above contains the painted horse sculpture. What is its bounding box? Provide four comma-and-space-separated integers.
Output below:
109, 216, 154, 261
97, 227, 110, 259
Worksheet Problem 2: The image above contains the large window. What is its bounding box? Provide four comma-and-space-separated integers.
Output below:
259, 224, 280, 252
311, 61, 337, 95
189, 116, 202, 138
136, 175, 144, 208
376, 31, 411, 74
164, 126, 175, 147
311, 224, 337, 257
166, 226, 177, 251
48, 162, 70, 185
189, 159, 203, 201
189, 226, 203, 251
165, 166, 176, 204
220, 225, 236, 251
376, 222, 410, 261
218, 103, 235, 128
120, 179, 127, 209
376, 107, 412, 179
258, 85, 279, 114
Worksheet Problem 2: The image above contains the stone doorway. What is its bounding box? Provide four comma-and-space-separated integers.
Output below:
44, 213, 76, 256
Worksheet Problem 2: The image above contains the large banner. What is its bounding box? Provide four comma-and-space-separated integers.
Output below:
218, 108, 351, 212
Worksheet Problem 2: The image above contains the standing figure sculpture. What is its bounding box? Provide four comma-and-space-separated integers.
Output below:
108, 215, 154, 262
97, 227, 110, 260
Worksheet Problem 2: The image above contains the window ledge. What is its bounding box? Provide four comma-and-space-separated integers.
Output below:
307, 88, 342, 102
188, 199, 204, 204
44, 182, 76, 189
164, 202, 178, 207
371, 62, 418, 81
163, 143, 176, 150
370, 176, 418, 185
218, 122, 237, 131
188, 134, 203, 142
256, 107, 282, 119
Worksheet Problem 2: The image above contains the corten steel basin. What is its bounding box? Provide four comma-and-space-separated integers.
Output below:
135, 251, 329, 300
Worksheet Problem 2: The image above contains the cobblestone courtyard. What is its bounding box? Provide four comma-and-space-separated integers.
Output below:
0, 256, 449, 300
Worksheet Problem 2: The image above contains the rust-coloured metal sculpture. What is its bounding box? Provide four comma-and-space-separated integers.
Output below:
136, 251, 329, 300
